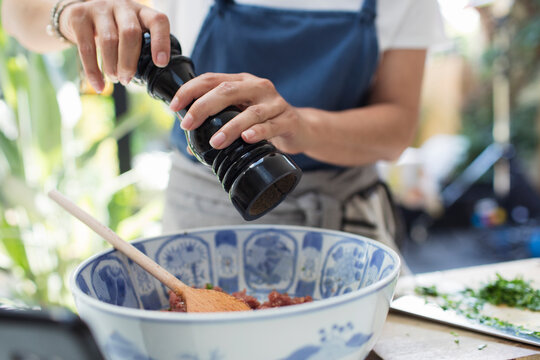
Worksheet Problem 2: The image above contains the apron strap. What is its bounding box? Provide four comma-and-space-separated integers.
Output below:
360, 0, 377, 21
215, 0, 235, 14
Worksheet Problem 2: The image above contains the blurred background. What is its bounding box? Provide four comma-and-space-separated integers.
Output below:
0, 0, 539, 310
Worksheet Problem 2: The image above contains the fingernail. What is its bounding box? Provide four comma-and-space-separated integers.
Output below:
119, 76, 131, 86
181, 113, 193, 130
242, 129, 256, 141
156, 52, 168, 67
109, 75, 118, 84
91, 80, 103, 93
210, 132, 226, 148
169, 97, 180, 111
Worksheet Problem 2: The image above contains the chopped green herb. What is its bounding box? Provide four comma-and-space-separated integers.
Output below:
468, 274, 540, 311
205, 283, 214, 290
450, 331, 460, 345
477, 344, 487, 350
415, 285, 439, 297
414, 276, 540, 340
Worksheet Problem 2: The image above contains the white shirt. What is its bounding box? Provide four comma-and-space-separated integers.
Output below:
153, 0, 447, 56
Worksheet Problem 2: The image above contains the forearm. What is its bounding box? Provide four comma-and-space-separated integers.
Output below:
2, 0, 70, 53
299, 103, 419, 166
297, 49, 426, 167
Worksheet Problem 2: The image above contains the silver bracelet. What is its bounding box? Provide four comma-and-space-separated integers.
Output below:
46, 0, 84, 43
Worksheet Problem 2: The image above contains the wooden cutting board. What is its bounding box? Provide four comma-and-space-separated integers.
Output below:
373, 258, 540, 360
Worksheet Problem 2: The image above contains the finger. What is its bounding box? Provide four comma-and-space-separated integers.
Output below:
72, 15, 104, 92
242, 120, 281, 144
180, 74, 270, 131
114, 6, 143, 85
94, 9, 119, 82
169, 73, 246, 112
57, 2, 84, 43
138, 7, 170, 67
182, 80, 256, 131
210, 101, 285, 149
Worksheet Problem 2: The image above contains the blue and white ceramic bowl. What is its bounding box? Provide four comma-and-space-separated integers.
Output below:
71, 225, 400, 360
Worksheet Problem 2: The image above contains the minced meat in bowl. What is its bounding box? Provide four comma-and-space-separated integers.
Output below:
166, 286, 313, 312
72, 225, 400, 360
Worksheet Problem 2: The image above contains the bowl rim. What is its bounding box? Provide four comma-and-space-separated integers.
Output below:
70, 224, 400, 323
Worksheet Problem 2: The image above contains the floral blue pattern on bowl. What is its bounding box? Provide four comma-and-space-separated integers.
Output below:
72, 225, 400, 360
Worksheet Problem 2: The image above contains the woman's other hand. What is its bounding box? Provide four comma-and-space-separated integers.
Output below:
169, 72, 311, 155
59, 0, 171, 92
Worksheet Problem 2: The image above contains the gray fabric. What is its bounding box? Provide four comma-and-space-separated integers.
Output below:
162, 151, 410, 273
342, 183, 411, 274
163, 150, 378, 231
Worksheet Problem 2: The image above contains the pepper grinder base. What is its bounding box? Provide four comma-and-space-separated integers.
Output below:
229, 152, 302, 220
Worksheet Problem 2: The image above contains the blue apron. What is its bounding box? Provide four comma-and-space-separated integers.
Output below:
170, 0, 379, 171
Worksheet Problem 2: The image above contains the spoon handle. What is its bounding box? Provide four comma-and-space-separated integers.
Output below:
48, 189, 186, 293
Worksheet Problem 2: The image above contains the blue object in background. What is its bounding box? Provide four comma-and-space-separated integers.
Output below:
528, 230, 540, 257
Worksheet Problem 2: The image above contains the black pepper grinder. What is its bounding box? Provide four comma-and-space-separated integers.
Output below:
134, 33, 302, 220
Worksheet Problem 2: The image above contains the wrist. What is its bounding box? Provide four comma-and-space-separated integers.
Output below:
293, 107, 320, 154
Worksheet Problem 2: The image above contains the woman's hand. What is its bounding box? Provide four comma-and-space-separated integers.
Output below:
169, 72, 310, 155
58, 0, 171, 92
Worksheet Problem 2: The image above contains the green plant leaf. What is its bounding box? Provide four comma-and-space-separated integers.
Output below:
27, 53, 62, 158
0, 217, 31, 278
0, 130, 24, 177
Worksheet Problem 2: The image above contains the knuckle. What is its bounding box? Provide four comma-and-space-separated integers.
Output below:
78, 43, 94, 57
120, 24, 142, 40
201, 72, 219, 83
67, 8, 88, 31
93, 0, 109, 8
101, 33, 119, 47
93, 4, 109, 15
257, 78, 275, 92
68, 3, 86, 19
276, 98, 289, 112
248, 105, 264, 121
216, 81, 237, 95
151, 12, 169, 26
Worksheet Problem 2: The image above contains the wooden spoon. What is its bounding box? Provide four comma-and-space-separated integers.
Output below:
48, 189, 251, 313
